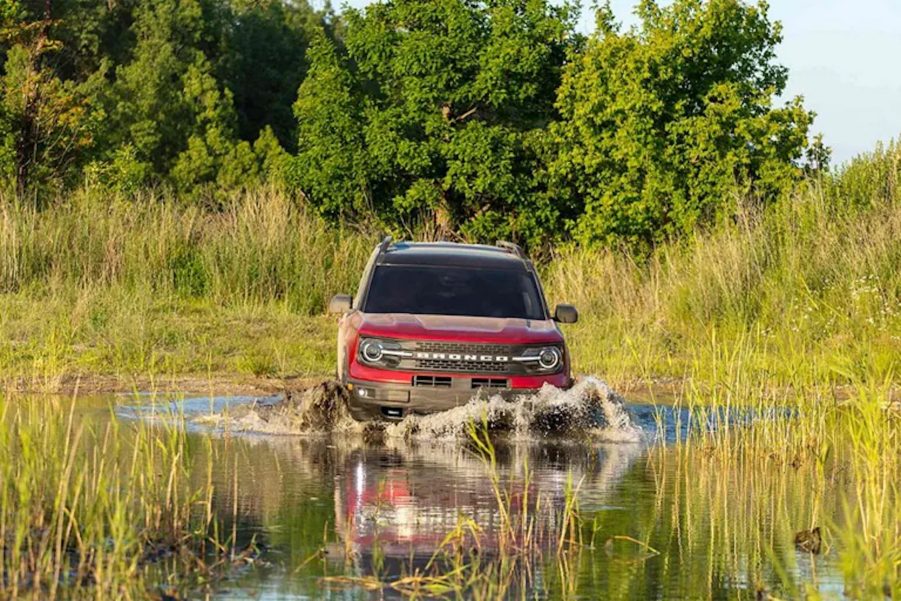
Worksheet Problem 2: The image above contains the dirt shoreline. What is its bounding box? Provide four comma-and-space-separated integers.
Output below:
3, 372, 897, 409
1, 372, 322, 397
2, 372, 683, 402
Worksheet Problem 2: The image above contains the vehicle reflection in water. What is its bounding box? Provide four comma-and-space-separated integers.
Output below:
332, 442, 643, 572
193, 432, 644, 599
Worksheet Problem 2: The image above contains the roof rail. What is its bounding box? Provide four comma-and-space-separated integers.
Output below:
376, 235, 393, 258
496, 240, 526, 259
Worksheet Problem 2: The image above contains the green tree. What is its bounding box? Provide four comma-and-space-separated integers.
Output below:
103, 0, 287, 195
547, 0, 820, 247
292, 0, 578, 244
48, 0, 136, 81
219, 0, 318, 151
0, 1, 106, 196
291, 27, 369, 217
105, 0, 227, 188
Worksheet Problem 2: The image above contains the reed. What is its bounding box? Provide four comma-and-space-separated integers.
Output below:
0, 390, 235, 599
657, 370, 900, 599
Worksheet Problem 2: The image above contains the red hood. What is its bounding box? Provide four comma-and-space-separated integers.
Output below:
356, 313, 563, 345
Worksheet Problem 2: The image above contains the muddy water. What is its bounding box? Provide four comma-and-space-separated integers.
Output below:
111, 382, 847, 600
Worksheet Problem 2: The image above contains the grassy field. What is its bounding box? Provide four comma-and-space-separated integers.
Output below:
1, 146, 899, 391
0, 149, 898, 597
0, 189, 364, 388
547, 185, 901, 387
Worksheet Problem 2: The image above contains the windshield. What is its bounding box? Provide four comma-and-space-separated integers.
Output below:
363, 265, 546, 320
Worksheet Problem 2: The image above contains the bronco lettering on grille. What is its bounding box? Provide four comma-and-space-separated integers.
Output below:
413, 351, 509, 362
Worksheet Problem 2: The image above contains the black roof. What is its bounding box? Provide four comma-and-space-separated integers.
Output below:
379, 242, 529, 270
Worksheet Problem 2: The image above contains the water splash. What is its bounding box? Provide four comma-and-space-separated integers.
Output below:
380, 377, 642, 442
193, 377, 642, 443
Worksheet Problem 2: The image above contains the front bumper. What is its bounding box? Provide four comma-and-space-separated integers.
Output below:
345, 373, 572, 421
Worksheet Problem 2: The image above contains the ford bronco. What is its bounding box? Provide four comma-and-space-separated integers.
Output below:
328, 238, 578, 421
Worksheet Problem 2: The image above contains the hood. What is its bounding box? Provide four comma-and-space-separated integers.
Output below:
357, 313, 563, 345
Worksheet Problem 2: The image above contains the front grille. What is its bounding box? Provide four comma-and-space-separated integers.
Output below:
417, 358, 508, 373
412, 340, 516, 373
414, 341, 511, 355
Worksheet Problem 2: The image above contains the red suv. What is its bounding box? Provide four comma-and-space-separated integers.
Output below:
328, 238, 579, 421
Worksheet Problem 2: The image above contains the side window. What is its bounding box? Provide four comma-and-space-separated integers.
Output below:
353, 247, 379, 310
530, 271, 551, 318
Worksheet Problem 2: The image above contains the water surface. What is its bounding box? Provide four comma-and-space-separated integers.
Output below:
107, 388, 846, 600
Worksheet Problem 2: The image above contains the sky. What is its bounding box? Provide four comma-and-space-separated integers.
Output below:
338, 0, 901, 165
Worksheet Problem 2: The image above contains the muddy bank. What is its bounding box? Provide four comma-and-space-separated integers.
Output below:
2, 372, 321, 396
196, 377, 643, 443
1, 369, 682, 399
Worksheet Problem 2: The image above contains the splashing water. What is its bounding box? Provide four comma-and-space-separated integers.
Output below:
194, 377, 642, 443
381, 377, 642, 442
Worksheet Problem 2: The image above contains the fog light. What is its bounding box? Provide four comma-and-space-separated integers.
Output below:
358, 388, 369, 398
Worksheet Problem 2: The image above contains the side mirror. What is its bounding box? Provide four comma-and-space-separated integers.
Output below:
328, 294, 353, 314
554, 304, 579, 324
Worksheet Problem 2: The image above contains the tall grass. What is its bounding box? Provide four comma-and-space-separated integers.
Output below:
0, 391, 233, 599
667, 378, 900, 599
0, 187, 371, 382
545, 176, 901, 385
1, 146, 899, 386
0, 186, 372, 312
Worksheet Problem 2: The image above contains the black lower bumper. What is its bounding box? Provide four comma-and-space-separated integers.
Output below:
346, 378, 540, 421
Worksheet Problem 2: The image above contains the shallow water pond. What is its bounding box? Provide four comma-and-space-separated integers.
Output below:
105, 388, 849, 600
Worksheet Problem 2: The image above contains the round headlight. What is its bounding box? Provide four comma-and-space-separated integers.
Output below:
360, 340, 384, 363
538, 347, 561, 370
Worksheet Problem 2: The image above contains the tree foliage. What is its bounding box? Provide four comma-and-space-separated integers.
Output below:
548, 0, 816, 246
1, 0, 314, 197
0, 0, 826, 247
221, 0, 315, 150
0, 1, 106, 195
293, 0, 579, 243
